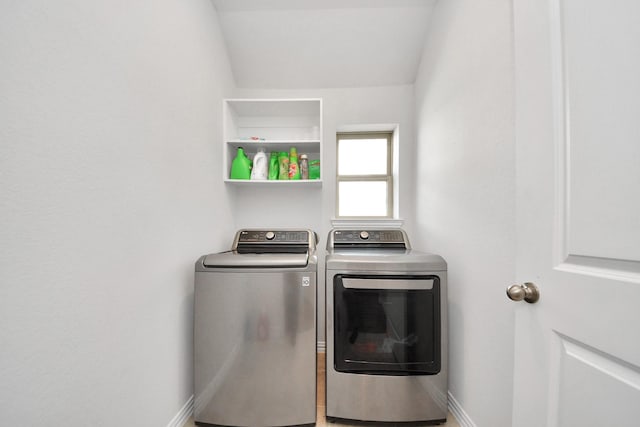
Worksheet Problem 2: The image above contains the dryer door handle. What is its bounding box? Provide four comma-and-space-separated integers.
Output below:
342, 278, 434, 290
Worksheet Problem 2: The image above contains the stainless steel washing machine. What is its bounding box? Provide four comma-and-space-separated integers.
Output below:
325, 229, 448, 424
194, 229, 317, 427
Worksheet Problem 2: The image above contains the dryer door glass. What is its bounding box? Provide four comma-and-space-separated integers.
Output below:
333, 275, 441, 375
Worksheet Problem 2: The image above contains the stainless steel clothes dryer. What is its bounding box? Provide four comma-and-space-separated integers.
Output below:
194, 229, 317, 427
325, 229, 448, 424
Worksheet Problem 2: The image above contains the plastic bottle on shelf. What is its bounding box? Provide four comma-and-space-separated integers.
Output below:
268, 152, 279, 180
288, 147, 301, 180
309, 160, 320, 180
250, 149, 268, 180
278, 151, 289, 180
230, 147, 251, 180
300, 154, 309, 180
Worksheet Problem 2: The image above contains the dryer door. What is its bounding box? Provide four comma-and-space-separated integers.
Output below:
333, 274, 441, 375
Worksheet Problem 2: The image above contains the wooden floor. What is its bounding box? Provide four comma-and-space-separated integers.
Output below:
186, 353, 460, 427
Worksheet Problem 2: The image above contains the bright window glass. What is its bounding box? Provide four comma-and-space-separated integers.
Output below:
338, 138, 388, 175
336, 131, 393, 218
338, 181, 388, 217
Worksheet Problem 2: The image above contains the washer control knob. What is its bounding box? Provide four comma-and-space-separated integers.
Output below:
265, 231, 276, 240
359, 231, 369, 240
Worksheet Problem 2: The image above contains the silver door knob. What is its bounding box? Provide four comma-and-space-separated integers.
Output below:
506, 282, 540, 304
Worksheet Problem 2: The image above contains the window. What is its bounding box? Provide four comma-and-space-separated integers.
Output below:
336, 132, 393, 217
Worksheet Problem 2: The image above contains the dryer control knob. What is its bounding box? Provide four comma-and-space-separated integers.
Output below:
265, 231, 275, 240
359, 231, 369, 240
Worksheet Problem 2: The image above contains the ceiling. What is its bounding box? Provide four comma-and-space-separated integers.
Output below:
211, 0, 437, 89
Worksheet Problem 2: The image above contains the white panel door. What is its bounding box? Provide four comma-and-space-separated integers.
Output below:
513, 0, 640, 426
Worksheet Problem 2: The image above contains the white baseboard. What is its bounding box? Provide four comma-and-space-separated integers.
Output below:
448, 392, 476, 427
317, 340, 326, 353
167, 395, 193, 427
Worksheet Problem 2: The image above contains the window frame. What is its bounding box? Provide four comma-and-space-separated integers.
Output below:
336, 131, 394, 218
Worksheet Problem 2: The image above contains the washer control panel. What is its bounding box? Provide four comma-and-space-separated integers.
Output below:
237, 230, 310, 244
233, 229, 314, 254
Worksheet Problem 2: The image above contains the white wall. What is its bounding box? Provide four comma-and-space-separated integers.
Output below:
413, 0, 515, 426
0, 1, 234, 425
232, 85, 416, 345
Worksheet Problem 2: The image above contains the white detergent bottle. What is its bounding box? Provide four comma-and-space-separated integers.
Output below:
250, 149, 268, 180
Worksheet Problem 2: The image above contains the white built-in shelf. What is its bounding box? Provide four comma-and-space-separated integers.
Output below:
227, 140, 320, 152
224, 179, 323, 186
223, 98, 323, 185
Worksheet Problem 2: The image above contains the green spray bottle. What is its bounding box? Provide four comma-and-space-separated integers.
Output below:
230, 147, 251, 179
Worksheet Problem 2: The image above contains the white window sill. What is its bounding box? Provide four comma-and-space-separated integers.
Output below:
330, 218, 404, 228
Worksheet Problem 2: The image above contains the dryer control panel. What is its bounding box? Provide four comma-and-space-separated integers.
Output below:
330, 229, 409, 249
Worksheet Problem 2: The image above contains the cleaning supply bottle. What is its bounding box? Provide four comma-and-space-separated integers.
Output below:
288, 147, 301, 180
268, 152, 279, 180
250, 149, 268, 180
278, 151, 289, 180
309, 159, 320, 180
230, 147, 251, 179
300, 154, 309, 180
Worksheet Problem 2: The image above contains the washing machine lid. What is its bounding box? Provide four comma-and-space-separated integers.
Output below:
202, 229, 316, 268
203, 252, 309, 268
